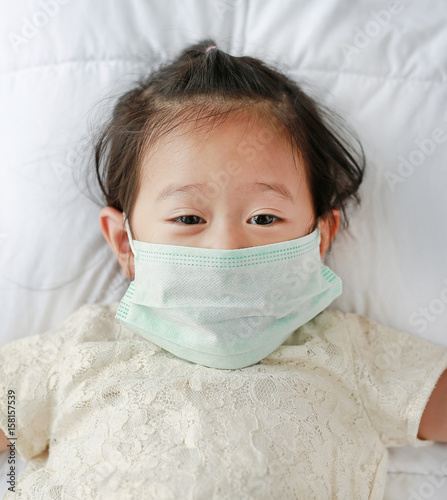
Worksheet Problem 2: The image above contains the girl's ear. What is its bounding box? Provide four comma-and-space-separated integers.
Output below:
99, 206, 135, 280
319, 210, 340, 258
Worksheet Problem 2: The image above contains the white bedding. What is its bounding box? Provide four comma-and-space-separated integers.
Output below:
1, 1, 446, 498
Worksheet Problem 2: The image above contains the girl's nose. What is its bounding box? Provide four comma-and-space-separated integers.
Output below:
204, 223, 247, 250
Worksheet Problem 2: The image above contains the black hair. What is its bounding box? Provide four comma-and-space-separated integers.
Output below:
94, 37, 365, 239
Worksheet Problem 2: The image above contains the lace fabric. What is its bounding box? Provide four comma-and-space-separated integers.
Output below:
1, 303, 447, 499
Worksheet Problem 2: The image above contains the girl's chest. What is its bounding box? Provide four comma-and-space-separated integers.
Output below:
48, 341, 385, 499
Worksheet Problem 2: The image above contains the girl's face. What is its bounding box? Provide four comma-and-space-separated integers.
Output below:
100, 115, 339, 279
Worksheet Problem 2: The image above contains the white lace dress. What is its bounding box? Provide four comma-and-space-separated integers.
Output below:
1, 303, 447, 500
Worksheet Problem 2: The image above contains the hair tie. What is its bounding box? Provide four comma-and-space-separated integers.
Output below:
205, 45, 217, 53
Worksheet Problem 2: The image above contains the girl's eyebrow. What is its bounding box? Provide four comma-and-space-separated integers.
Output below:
156, 182, 295, 202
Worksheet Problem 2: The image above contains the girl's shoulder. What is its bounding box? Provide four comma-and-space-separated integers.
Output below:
286, 308, 422, 348
311, 308, 447, 370
15, 302, 132, 352
299, 308, 399, 338
61, 301, 133, 343
0, 302, 125, 357
284, 308, 351, 346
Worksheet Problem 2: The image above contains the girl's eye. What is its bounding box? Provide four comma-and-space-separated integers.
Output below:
168, 215, 205, 225
248, 214, 282, 226
168, 214, 282, 226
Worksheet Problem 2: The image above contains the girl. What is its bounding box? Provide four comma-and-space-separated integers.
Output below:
1, 39, 447, 499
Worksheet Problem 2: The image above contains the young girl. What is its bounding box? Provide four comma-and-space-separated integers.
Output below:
1, 38, 447, 499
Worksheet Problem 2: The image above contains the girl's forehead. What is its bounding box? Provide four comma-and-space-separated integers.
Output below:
137, 117, 308, 205
142, 114, 297, 171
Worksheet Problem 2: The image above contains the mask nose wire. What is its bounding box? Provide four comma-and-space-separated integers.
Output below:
122, 212, 136, 256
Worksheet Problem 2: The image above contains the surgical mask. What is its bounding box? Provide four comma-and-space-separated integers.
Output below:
116, 216, 342, 370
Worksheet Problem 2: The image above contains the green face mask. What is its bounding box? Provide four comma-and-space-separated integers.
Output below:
116, 218, 342, 370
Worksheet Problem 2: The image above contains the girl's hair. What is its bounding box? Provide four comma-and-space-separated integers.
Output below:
94, 38, 365, 239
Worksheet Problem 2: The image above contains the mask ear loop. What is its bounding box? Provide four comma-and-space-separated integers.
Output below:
307, 218, 321, 237
122, 212, 136, 256
314, 219, 322, 248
